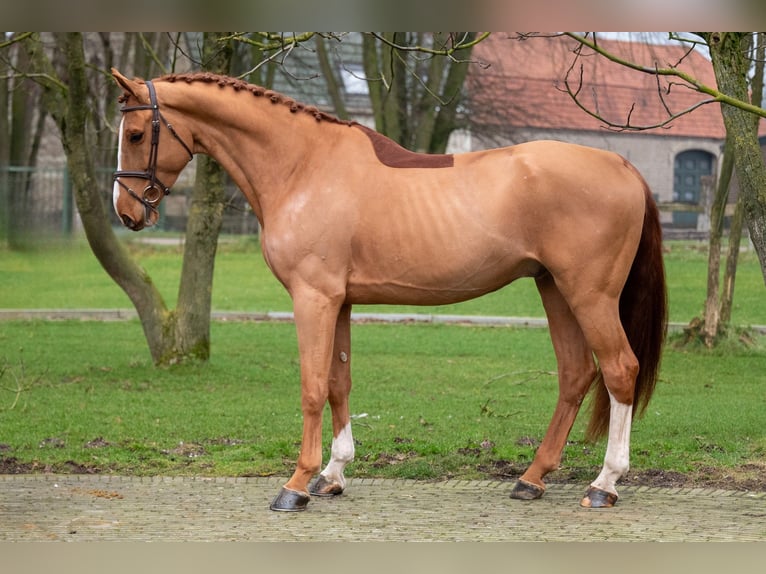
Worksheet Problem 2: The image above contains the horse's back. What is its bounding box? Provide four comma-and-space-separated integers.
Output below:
452, 140, 647, 245
459, 139, 642, 198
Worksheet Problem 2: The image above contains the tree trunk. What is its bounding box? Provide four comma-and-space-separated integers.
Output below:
720, 193, 745, 324
92, 33, 125, 172
429, 33, 476, 154
720, 33, 764, 324
702, 171, 728, 346
166, 32, 232, 363
413, 39, 447, 153
6, 39, 42, 248
706, 32, 766, 285
381, 32, 406, 145
168, 157, 225, 361
362, 34, 385, 133
0, 43, 9, 244
316, 35, 349, 120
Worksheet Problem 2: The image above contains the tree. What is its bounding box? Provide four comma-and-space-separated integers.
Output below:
361, 32, 484, 153
0, 32, 46, 248
22, 32, 233, 365
704, 32, 766, 284
166, 33, 232, 363
702, 33, 764, 345
26, 32, 171, 362
701, 132, 736, 346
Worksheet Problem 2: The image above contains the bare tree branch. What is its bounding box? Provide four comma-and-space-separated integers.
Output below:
138, 33, 168, 75
0, 32, 34, 50
228, 33, 322, 80
223, 32, 316, 51
369, 32, 490, 61
559, 59, 718, 132
563, 32, 766, 125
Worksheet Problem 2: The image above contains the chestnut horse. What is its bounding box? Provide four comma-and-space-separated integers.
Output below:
111, 69, 667, 512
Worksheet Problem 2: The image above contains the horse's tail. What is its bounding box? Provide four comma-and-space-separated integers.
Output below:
586, 181, 668, 441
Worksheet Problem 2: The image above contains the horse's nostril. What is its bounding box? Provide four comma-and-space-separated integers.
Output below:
121, 214, 136, 229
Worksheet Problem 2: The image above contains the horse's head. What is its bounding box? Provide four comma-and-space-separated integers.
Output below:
111, 68, 194, 231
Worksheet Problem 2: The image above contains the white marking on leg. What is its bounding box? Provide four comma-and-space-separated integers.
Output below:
590, 393, 632, 495
112, 117, 124, 215
319, 422, 354, 489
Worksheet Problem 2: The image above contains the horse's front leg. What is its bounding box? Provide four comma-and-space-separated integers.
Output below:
310, 303, 355, 497
270, 288, 342, 512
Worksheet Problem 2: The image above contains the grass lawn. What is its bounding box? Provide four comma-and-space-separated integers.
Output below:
1, 233, 765, 325
0, 234, 764, 488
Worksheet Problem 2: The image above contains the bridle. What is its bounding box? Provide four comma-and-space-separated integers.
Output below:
113, 80, 194, 220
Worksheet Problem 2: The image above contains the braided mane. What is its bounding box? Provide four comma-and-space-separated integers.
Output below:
157, 72, 355, 126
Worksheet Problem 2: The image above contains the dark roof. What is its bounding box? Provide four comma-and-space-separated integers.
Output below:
468, 34, 764, 139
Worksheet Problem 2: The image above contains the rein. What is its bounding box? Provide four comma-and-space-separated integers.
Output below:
113, 80, 193, 219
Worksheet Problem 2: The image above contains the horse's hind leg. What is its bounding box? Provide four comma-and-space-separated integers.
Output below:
567, 293, 639, 508
576, 304, 638, 508
310, 303, 355, 497
511, 272, 597, 500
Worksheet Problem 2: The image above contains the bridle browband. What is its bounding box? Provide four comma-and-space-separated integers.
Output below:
113, 80, 194, 220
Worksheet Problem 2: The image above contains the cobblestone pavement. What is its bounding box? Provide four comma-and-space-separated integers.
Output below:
1, 474, 764, 541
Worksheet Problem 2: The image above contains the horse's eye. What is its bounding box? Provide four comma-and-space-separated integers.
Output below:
128, 132, 144, 144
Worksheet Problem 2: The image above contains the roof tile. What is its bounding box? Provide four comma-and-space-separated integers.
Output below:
469, 34, 765, 139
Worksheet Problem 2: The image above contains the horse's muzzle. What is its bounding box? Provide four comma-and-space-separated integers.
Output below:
121, 213, 144, 231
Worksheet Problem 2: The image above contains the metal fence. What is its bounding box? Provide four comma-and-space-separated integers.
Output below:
1, 166, 77, 237
0, 166, 260, 240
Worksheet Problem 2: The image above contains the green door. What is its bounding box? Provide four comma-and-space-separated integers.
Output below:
673, 150, 714, 227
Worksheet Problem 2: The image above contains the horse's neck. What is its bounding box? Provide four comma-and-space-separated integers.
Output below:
170, 84, 316, 223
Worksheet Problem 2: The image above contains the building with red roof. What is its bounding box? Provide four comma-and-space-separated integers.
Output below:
461, 33, 764, 228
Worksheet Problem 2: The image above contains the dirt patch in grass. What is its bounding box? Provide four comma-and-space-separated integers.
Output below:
0, 457, 39, 474
622, 464, 766, 492
482, 459, 766, 492
1, 454, 763, 492
367, 451, 420, 468
0, 457, 99, 474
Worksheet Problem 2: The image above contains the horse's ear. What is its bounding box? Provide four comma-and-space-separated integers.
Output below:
111, 68, 144, 101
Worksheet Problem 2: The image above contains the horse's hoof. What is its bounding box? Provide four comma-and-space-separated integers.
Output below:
580, 486, 618, 508
510, 479, 545, 500
309, 475, 344, 497
269, 487, 310, 512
